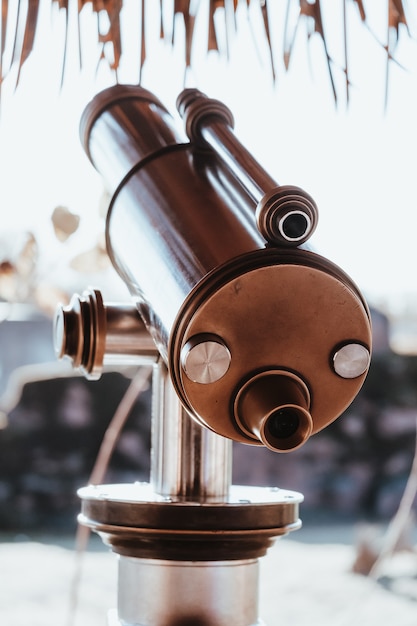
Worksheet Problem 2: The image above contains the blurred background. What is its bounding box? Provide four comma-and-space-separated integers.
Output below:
0, 0, 417, 536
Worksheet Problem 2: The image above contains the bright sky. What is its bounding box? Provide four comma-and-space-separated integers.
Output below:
1, 1, 417, 321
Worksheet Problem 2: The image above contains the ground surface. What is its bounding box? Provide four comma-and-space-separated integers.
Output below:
1, 526, 416, 626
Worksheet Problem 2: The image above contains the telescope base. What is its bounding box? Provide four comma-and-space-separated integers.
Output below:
78, 482, 302, 625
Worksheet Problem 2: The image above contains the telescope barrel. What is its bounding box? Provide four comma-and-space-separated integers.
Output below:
80, 86, 265, 358
78, 84, 372, 453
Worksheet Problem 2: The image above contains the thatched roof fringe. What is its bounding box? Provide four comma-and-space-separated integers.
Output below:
0, 0, 414, 105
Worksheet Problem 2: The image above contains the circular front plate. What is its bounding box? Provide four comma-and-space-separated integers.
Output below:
171, 252, 371, 446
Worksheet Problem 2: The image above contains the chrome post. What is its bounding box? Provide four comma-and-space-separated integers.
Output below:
113, 361, 264, 626
150, 358, 232, 500
74, 325, 302, 625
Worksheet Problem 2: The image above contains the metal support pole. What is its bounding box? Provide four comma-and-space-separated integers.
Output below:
150, 359, 232, 500
112, 360, 263, 625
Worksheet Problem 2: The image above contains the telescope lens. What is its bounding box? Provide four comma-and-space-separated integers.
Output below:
280, 212, 309, 241
267, 408, 300, 439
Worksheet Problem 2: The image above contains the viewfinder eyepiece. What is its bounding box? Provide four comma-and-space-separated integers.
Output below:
234, 370, 313, 452
267, 408, 300, 439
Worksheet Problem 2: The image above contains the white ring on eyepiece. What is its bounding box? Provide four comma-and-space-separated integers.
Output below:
278, 209, 312, 242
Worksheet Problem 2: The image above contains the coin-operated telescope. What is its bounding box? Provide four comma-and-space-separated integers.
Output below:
55, 85, 371, 626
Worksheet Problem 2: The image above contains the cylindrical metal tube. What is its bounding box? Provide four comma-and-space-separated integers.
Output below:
80, 85, 372, 452
176, 88, 318, 247
234, 370, 313, 452
117, 555, 262, 626
201, 121, 276, 203
54, 288, 158, 378
151, 360, 232, 500
103, 302, 156, 357
104, 142, 263, 358
176, 88, 276, 203
80, 84, 185, 195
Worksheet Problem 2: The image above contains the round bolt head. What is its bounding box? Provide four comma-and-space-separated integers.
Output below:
53, 306, 66, 358
181, 335, 231, 384
333, 343, 370, 379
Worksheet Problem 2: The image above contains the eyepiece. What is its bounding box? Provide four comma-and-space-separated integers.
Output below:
262, 405, 312, 451
279, 210, 311, 242
267, 408, 300, 439
234, 370, 313, 452
256, 185, 318, 246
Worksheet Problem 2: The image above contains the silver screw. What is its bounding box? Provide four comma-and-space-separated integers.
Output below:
181, 335, 231, 384
333, 343, 370, 379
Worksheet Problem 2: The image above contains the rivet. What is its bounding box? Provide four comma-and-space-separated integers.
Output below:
333, 343, 370, 379
181, 335, 231, 384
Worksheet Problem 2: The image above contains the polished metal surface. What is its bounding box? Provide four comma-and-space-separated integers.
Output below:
151, 360, 232, 500
176, 88, 318, 247
332, 343, 371, 379
234, 370, 312, 452
77, 482, 303, 554
76, 353, 297, 624
63, 85, 365, 626
117, 556, 261, 626
80, 84, 372, 454
171, 251, 372, 449
106, 146, 263, 359
181, 334, 232, 384
80, 84, 185, 195
255, 184, 318, 246
54, 288, 158, 378
176, 88, 276, 201
200, 120, 276, 203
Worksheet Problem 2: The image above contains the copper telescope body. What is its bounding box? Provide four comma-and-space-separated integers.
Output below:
80, 85, 372, 453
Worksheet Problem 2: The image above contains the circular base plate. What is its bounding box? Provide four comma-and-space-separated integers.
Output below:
78, 482, 303, 560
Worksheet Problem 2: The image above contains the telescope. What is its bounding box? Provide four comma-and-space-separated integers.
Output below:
55, 85, 372, 625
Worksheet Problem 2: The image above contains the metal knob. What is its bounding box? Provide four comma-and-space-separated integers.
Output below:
181, 334, 231, 384
54, 288, 158, 379
333, 343, 371, 379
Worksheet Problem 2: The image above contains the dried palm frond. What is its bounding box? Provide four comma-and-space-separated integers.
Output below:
0, 0, 415, 107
